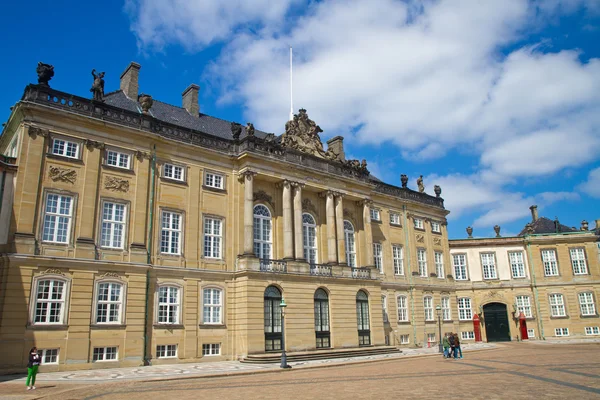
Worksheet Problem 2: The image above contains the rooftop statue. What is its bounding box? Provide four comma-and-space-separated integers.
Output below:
90, 69, 105, 102
246, 122, 255, 137
417, 175, 425, 193
36, 62, 54, 86
400, 174, 408, 188
231, 122, 242, 140
138, 94, 153, 114
281, 109, 337, 160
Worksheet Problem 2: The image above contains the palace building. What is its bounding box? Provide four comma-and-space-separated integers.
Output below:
0, 61, 598, 373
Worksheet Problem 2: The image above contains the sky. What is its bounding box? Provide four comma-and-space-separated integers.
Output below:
0, 0, 599, 239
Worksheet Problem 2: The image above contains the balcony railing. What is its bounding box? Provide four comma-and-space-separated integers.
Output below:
310, 263, 333, 277
259, 259, 287, 273
351, 267, 371, 279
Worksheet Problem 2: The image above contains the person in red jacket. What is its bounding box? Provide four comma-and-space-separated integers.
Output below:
26, 347, 41, 390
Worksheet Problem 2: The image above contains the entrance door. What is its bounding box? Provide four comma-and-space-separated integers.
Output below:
264, 286, 282, 351
356, 290, 371, 346
483, 303, 511, 342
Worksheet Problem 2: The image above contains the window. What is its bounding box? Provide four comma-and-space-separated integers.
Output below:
344, 220, 356, 267
204, 217, 222, 259
480, 253, 497, 279
570, 248, 588, 275
554, 328, 569, 337
417, 248, 427, 277
578, 292, 596, 316
413, 218, 424, 229
390, 212, 401, 226
254, 205, 272, 259
205, 172, 224, 189
51, 138, 79, 159
431, 221, 441, 233
106, 150, 130, 169
101, 202, 126, 249
509, 252, 526, 278
392, 245, 404, 275
382, 295, 388, 323
397, 295, 408, 322
370, 208, 380, 221
39, 349, 59, 365
542, 249, 559, 276
93, 347, 118, 362
549, 294, 566, 317
458, 298, 472, 321
356, 291, 371, 346
452, 254, 468, 280
5, 134, 19, 158
527, 329, 535, 339
158, 286, 180, 324
33, 279, 66, 324
399, 334, 410, 344
303, 213, 318, 263
264, 286, 282, 351
314, 289, 330, 348
424, 296, 434, 321
585, 326, 600, 335
516, 295, 532, 318
461, 331, 475, 340
164, 163, 184, 181
202, 344, 221, 356
373, 243, 383, 273
156, 344, 177, 358
42, 194, 73, 244
203, 288, 223, 324
427, 333, 436, 344
161, 211, 182, 255
442, 297, 451, 321
96, 282, 123, 324
434, 252, 444, 278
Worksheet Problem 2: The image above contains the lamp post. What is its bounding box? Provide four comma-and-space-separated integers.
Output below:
435, 305, 443, 354
280, 298, 291, 369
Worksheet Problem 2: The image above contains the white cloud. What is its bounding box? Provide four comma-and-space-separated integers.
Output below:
577, 167, 600, 198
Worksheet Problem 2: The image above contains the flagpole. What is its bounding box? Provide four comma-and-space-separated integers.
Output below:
289, 46, 294, 121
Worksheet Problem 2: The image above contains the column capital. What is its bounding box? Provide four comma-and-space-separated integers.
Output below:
356, 198, 373, 207
320, 190, 342, 199
238, 169, 257, 183
275, 179, 293, 189
290, 181, 305, 190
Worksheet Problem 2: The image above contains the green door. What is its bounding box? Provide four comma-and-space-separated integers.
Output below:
483, 303, 511, 342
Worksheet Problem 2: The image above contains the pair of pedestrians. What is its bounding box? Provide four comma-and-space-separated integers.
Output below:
442, 333, 463, 359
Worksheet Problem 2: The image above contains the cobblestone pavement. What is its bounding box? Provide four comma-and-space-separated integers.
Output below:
2, 342, 600, 399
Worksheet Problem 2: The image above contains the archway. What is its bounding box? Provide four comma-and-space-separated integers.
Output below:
483, 302, 511, 342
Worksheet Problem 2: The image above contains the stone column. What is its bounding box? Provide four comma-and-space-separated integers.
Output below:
323, 191, 337, 264
239, 170, 256, 255
334, 194, 346, 265
292, 182, 304, 260
281, 180, 294, 260
359, 199, 374, 266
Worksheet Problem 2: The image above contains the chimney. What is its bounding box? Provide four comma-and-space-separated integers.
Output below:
120, 62, 141, 99
529, 205, 538, 222
182, 84, 200, 117
326, 136, 345, 160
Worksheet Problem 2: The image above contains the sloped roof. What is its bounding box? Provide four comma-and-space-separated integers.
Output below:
517, 216, 578, 236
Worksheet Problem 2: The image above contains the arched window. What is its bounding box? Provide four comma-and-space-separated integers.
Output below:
254, 205, 272, 259
303, 213, 318, 263
344, 220, 356, 267
314, 288, 330, 348
356, 290, 370, 345
264, 286, 282, 351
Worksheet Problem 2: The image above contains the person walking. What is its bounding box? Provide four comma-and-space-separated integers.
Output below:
442, 333, 451, 359
26, 347, 41, 390
454, 334, 463, 359
448, 333, 456, 359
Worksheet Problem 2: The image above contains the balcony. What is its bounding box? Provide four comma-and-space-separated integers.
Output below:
259, 259, 288, 273
351, 267, 371, 279
310, 263, 333, 277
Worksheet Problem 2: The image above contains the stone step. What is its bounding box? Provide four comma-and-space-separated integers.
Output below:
241, 346, 401, 364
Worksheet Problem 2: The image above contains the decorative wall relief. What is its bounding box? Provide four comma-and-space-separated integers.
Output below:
302, 198, 318, 215
100, 271, 121, 279
48, 166, 77, 184
42, 268, 65, 276
416, 234, 425, 243
104, 176, 130, 192
433, 237, 442, 247
85, 139, 105, 152
253, 190, 274, 208
343, 208, 355, 221
28, 126, 50, 139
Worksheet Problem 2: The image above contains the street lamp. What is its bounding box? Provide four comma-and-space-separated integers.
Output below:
280, 298, 291, 369
435, 305, 443, 354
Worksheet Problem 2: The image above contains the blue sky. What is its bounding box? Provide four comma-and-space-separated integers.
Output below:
1, 0, 599, 239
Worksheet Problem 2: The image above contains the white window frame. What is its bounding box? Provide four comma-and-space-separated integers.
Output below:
373, 243, 383, 273
163, 163, 185, 182
585, 326, 600, 336
542, 249, 559, 276
203, 287, 223, 325
570, 248, 588, 275
397, 295, 408, 322
370, 208, 380, 222
32, 278, 68, 325
427, 333, 436, 344
156, 344, 178, 358
160, 211, 182, 255
344, 220, 356, 267
480, 253, 497, 280
302, 213, 318, 264
203, 217, 223, 259
392, 245, 404, 275
431, 221, 441, 233
578, 292, 596, 316
413, 218, 424, 230
105, 149, 131, 169
92, 346, 118, 362
157, 285, 181, 324
423, 296, 434, 321
390, 212, 401, 226
100, 201, 127, 249
549, 293, 566, 317
442, 297, 451, 321
452, 254, 468, 280
458, 297, 472, 321
527, 328, 535, 339
254, 205, 272, 259
434, 251, 444, 278
39, 348, 59, 365
461, 331, 475, 340
417, 248, 427, 277
554, 328, 569, 337
509, 251, 526, 278
516, 295, 532, 318
42, 193, 74, 244
204, 172, 224, 189
51, 138, 79, 159
399, 334, 410, 344
202, 343, 221, 356
95, 281, 124, 324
